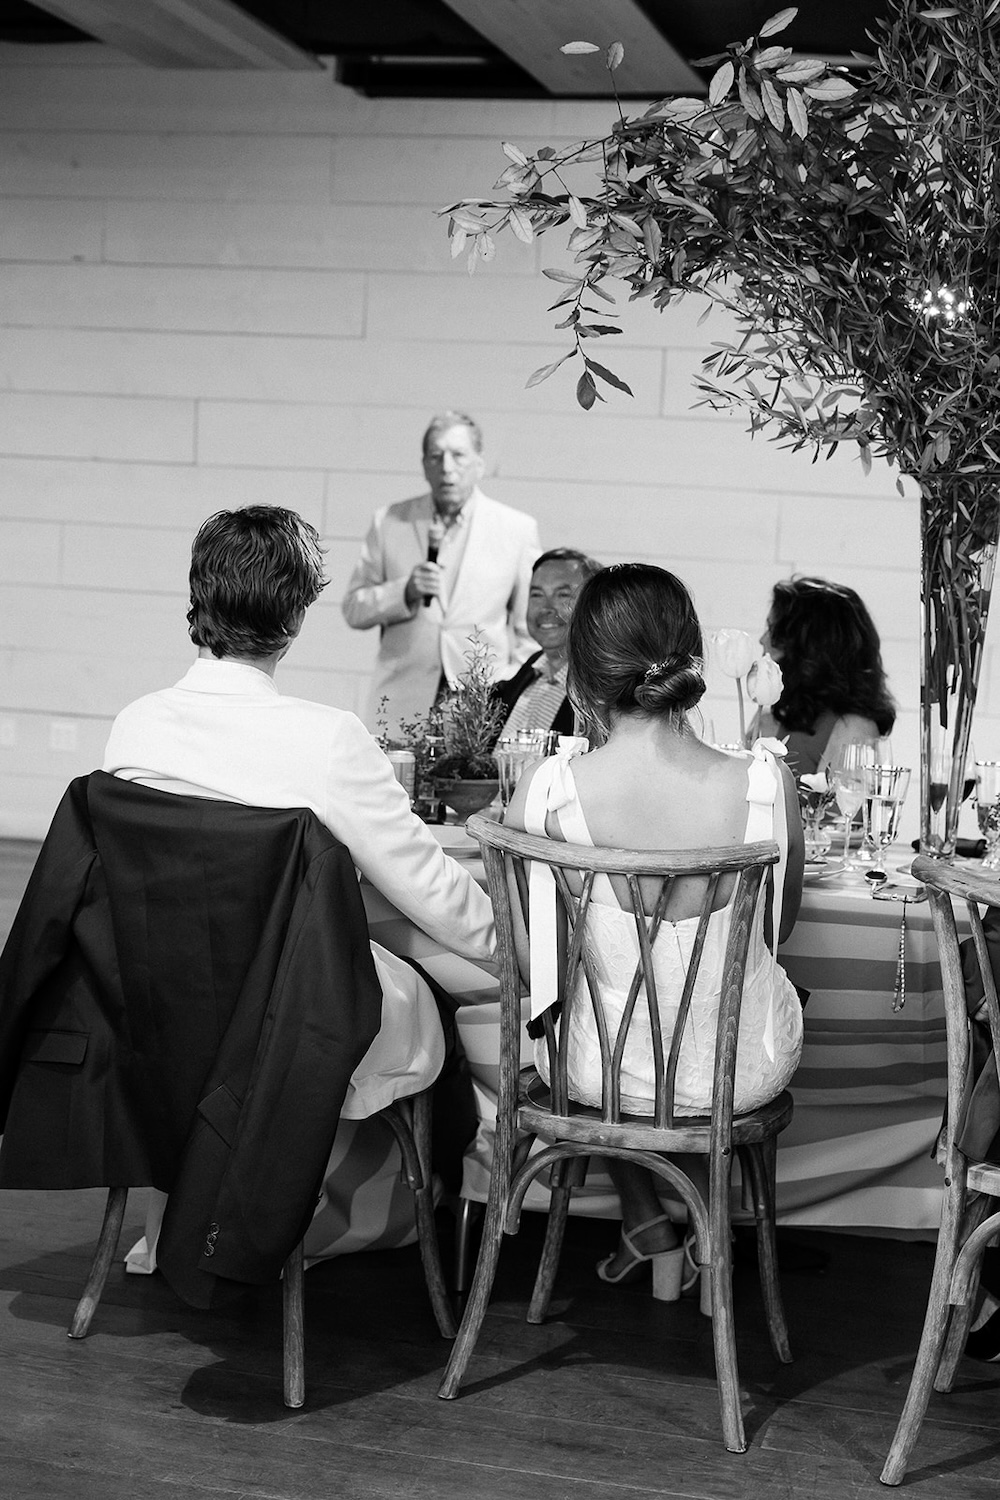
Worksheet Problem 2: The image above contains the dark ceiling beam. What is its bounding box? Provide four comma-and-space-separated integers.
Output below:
26, 0, 321, 69
438, 0, 704, 96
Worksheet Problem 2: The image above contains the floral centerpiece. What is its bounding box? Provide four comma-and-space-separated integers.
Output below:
444, 0, 1000, 858
798, 770, 836, 861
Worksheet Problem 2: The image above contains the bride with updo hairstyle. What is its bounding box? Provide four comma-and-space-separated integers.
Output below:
505, 563, 805, 1298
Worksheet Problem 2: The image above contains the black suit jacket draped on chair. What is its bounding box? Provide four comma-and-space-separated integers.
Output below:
0, 772, 383, 1308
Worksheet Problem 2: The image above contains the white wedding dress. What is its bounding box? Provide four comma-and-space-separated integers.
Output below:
523, 742, 803, 1117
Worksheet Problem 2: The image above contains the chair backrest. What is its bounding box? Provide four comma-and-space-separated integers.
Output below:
467, 813, 780, 1135
912, 854, 1000, 1172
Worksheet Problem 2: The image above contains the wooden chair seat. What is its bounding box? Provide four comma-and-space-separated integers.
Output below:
882, 856, 1000, 1483
438, 814, 796, 1453
519, 1067, 794, 1150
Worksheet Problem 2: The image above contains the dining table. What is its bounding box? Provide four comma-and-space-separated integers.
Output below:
361, 828, 955, 1235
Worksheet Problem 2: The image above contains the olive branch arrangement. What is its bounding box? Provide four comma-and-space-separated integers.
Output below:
442, 0, 1000, 852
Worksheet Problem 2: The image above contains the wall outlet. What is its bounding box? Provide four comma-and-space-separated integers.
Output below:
49, 719, 78, 752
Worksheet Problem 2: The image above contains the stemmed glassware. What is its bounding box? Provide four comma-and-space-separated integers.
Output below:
861, 762, 912, 883
828, 742, 868, 869
975, 760, 1000, 871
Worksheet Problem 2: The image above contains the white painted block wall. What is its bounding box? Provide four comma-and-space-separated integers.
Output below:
0, 42, 990, 842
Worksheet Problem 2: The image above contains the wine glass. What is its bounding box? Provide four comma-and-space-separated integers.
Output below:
828, 742, 868, 869
975, 760, 1000, 871
861, 763, 911, 882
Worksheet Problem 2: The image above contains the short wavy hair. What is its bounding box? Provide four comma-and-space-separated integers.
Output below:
531, 547, 603, 582
421, 410, 483, 456
767, 575, 896, 736
187, 506, 328, 659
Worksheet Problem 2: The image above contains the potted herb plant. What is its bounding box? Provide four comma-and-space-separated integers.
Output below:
433, 630, 507, 820
444, 0, 1000, 858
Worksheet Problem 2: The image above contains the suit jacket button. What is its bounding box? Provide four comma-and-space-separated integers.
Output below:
204, 1222, 220, 1257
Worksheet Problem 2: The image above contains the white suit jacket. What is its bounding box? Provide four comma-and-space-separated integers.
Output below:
341, 489, 540, 728
103, 658, 496, 1118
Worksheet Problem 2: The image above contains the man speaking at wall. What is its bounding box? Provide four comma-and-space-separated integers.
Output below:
342, 411, 540, 731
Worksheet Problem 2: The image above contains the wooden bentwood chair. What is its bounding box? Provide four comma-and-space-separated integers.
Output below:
69, 1087, 456, 1408
882, 855, 1000, 1484
438, 815, 794, 1453
13, 778, 459, 1412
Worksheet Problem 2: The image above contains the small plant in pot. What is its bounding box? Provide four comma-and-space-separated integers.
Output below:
433, 631, 507, 820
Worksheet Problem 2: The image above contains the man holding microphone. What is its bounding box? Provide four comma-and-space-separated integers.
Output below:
342, 411, 540, 732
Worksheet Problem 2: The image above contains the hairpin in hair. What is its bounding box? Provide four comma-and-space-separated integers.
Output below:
643, 660, 669, 683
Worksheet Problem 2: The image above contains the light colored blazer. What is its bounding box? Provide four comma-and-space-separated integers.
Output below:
342, 488, 541, 728
103, 658, 497, 1118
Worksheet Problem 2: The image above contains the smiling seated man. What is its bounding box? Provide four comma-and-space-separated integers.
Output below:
494, 548, 603, 741
103, 505, 495, 1273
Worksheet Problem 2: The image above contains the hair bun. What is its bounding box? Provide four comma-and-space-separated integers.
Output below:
633, 659, 705, 714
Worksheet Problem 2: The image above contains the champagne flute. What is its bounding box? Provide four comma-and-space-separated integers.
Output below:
862, 763, 911, 882
976, 760, 1000, 871
829, 742, 868, 869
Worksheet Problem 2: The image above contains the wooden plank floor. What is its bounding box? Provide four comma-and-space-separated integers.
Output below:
2, 840, 1000, 1497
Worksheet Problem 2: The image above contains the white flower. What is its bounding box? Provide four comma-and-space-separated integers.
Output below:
799, 771, 830, 795
746, 653, 783, 707
713, 628, 756, 679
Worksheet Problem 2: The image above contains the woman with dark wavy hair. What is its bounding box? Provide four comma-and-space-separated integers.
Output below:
505, 564, 804, 1304
758, 575, 896, 776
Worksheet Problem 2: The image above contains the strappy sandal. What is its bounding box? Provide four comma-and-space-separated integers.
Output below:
596, 1214, 684, 1301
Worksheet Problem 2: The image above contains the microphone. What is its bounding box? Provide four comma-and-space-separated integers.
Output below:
424, 518, 444, 606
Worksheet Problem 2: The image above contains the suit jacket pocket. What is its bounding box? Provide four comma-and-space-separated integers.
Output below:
197, 1083, 241, 1146
22, 1029, 89, 1066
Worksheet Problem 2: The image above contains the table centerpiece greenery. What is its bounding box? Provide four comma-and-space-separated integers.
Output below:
433, 630, 506, 818
443, 0, 1000, 857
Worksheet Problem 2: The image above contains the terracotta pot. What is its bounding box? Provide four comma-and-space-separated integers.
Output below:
434, 777, 499, 821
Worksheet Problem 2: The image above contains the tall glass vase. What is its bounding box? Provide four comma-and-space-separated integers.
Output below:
920, 474, 1000, 858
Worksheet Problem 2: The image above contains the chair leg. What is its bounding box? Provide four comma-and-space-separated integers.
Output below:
438, 1183, 508, 1399
526, 1159, 580, 1325
68, 1186, 128, 1340
740, 1141, 791, 1364
706, 1158, 745, 1454
880, 1182, 964, 1485
282, 1239, 305, 1409
408, 1089, 457, 1339
454, 1197, 483, 1297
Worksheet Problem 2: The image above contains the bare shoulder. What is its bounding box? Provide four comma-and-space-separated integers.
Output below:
707, 745, 758, 790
